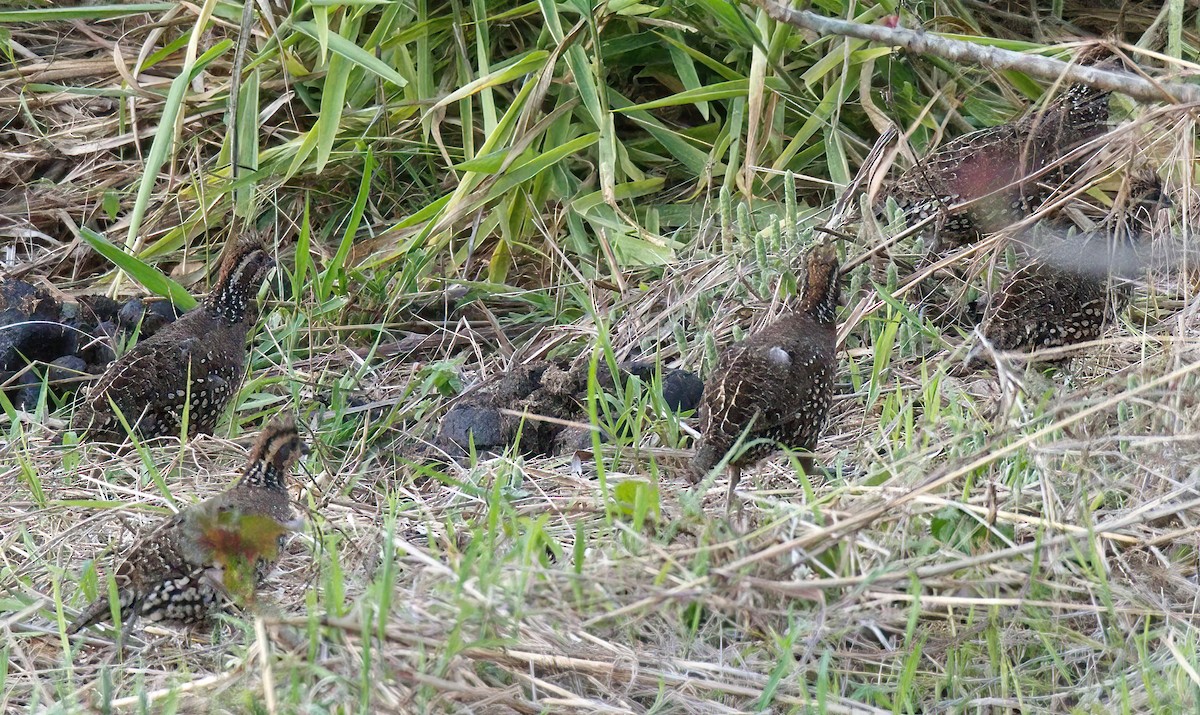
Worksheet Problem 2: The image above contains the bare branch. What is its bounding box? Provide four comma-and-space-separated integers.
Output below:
750, 0, 1200, 105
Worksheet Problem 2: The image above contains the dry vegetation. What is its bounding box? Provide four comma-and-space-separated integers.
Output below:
2, 0, 1200, 713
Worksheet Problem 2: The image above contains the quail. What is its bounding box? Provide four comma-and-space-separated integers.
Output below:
883, 51, 1113, 251
690, 241, 841, 507
975, 171, 1167, 362
70, 239, 274, 442
67, 416, 306, 634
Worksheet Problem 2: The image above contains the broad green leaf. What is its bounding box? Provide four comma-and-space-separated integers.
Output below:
233, 68, 261, 218
430, 51, 549, 112
614, 82, 749, 115
79, 228, 198, 310
293, 21, 408, 89
319, 146, 375, 299
0, 4, 172, 22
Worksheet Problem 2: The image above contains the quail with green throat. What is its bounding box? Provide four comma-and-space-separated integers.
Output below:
67, 416, 307, 634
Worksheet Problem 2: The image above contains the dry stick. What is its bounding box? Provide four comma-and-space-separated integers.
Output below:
749, 0, 1200, 105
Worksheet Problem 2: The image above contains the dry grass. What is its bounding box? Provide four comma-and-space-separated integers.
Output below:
4, 1, 1200, 713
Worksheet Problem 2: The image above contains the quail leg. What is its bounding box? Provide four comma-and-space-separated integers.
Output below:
725, 464, 742, 513
115, 609, 140, 654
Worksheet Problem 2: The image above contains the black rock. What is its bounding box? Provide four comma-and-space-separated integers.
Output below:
116, 297, 180, 338
660, 369, 705, 412
13, 369, 42, 410
94, 320, 118, 339
0, 278, 69, 374
624, 362, 705, 412
427, 357, 706, 462
74, 294, 121, 326
116, 297, 146, 328
146, 299, 183, 323
47, 355, 87, 385
75, 321, 117, 368
437, 404, 507, 453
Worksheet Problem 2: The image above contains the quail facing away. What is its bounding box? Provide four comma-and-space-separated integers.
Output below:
70, 239, 274, 442
67, 416, 307, 634
882, 51, 1113, 251
690, 242, 841, 507
975, 171, 1168, 363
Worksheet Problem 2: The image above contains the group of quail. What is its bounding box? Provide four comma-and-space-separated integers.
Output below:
688, 46, 1169, 504
63, 45, 1168, 636
65, 240, 307, 635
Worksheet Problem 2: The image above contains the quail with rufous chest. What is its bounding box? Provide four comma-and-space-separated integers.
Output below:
882, 48, 1114, 251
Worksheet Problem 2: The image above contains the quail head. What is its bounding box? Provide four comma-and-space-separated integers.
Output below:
67, 416, 307, 635
690, 241, 841, 508
70, 239, 274, 442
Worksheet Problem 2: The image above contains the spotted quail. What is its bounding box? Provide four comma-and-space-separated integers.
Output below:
690, 242, 841, 507
69, 239, 274, 442
975, 171, 1167, 362
67, 416, 306, 634
883, 51, 1113, 251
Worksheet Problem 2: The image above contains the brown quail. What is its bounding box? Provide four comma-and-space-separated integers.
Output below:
883, 52, 1113, 251
70, 239, 274, 442
690, 242, 841, 507
975, 171, 1167, 362
67, 416, 306, 634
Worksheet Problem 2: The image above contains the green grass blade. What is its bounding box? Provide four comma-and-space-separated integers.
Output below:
124, 36, 232, 249
0, 4, 173, 22
79, 228, 198, 309
293, 20, 408, 89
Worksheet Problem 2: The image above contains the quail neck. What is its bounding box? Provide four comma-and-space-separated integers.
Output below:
239, 419, 307, 492
205, 245, 274, 325
798, 244, 841, 325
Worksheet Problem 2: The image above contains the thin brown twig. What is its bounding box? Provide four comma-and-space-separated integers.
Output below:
749, 0, 1200, 105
